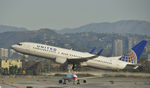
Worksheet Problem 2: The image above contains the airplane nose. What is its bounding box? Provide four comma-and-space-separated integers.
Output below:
11, 45, 17, 50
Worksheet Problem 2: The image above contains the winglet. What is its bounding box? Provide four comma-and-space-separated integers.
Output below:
89, 47, 96, 54
97, 49, 103, 56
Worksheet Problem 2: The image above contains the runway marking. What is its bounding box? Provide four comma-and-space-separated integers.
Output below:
0, 83, 19, 88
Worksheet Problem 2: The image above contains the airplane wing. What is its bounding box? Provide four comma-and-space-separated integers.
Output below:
67, 55, 99, 63
77, 76, 103, 80
67, 49, 103, 63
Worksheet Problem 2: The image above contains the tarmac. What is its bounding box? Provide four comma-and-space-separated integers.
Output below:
0, 76, 150, 88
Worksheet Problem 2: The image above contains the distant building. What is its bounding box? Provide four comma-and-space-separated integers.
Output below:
0, 48, 8, 58
128, 38, 134, 49
0, 59, 22, 69
9, 49, 16, 57
148, 54, 150, 62
114, 39, 123, 56
145, 47, 150, 52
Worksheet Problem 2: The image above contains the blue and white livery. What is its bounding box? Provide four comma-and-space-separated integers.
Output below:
11, 40, 147, 70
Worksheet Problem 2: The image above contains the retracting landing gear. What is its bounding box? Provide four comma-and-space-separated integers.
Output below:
72, 63, 81, 71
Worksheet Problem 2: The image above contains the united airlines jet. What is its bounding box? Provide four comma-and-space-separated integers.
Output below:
11, 40, 147, 71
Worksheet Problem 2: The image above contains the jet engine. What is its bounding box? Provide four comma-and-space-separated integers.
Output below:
55, 57, 67, 64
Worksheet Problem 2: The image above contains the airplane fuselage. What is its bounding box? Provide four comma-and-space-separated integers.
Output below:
11, 42, 135, 70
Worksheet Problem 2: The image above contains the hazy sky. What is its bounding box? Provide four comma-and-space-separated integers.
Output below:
0, 0, 150, 30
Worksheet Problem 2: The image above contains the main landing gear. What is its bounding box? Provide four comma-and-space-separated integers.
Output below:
77, 79, 87, 85
58, 79, 87, 85
58, 79, 67, 84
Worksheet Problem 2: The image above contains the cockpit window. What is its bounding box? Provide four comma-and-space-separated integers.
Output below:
17, 43, 22, 46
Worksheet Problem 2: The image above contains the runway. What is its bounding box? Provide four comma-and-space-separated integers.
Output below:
0, 76, 150, 88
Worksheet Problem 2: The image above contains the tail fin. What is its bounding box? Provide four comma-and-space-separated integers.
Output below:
119, 40, 147, 64
132, 40, 147, 60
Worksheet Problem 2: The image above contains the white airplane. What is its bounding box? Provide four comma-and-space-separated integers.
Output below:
11, 40, 147, 71
58, 69, 87, 84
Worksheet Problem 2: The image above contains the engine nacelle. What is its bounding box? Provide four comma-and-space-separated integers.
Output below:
55, 57, 67, 64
